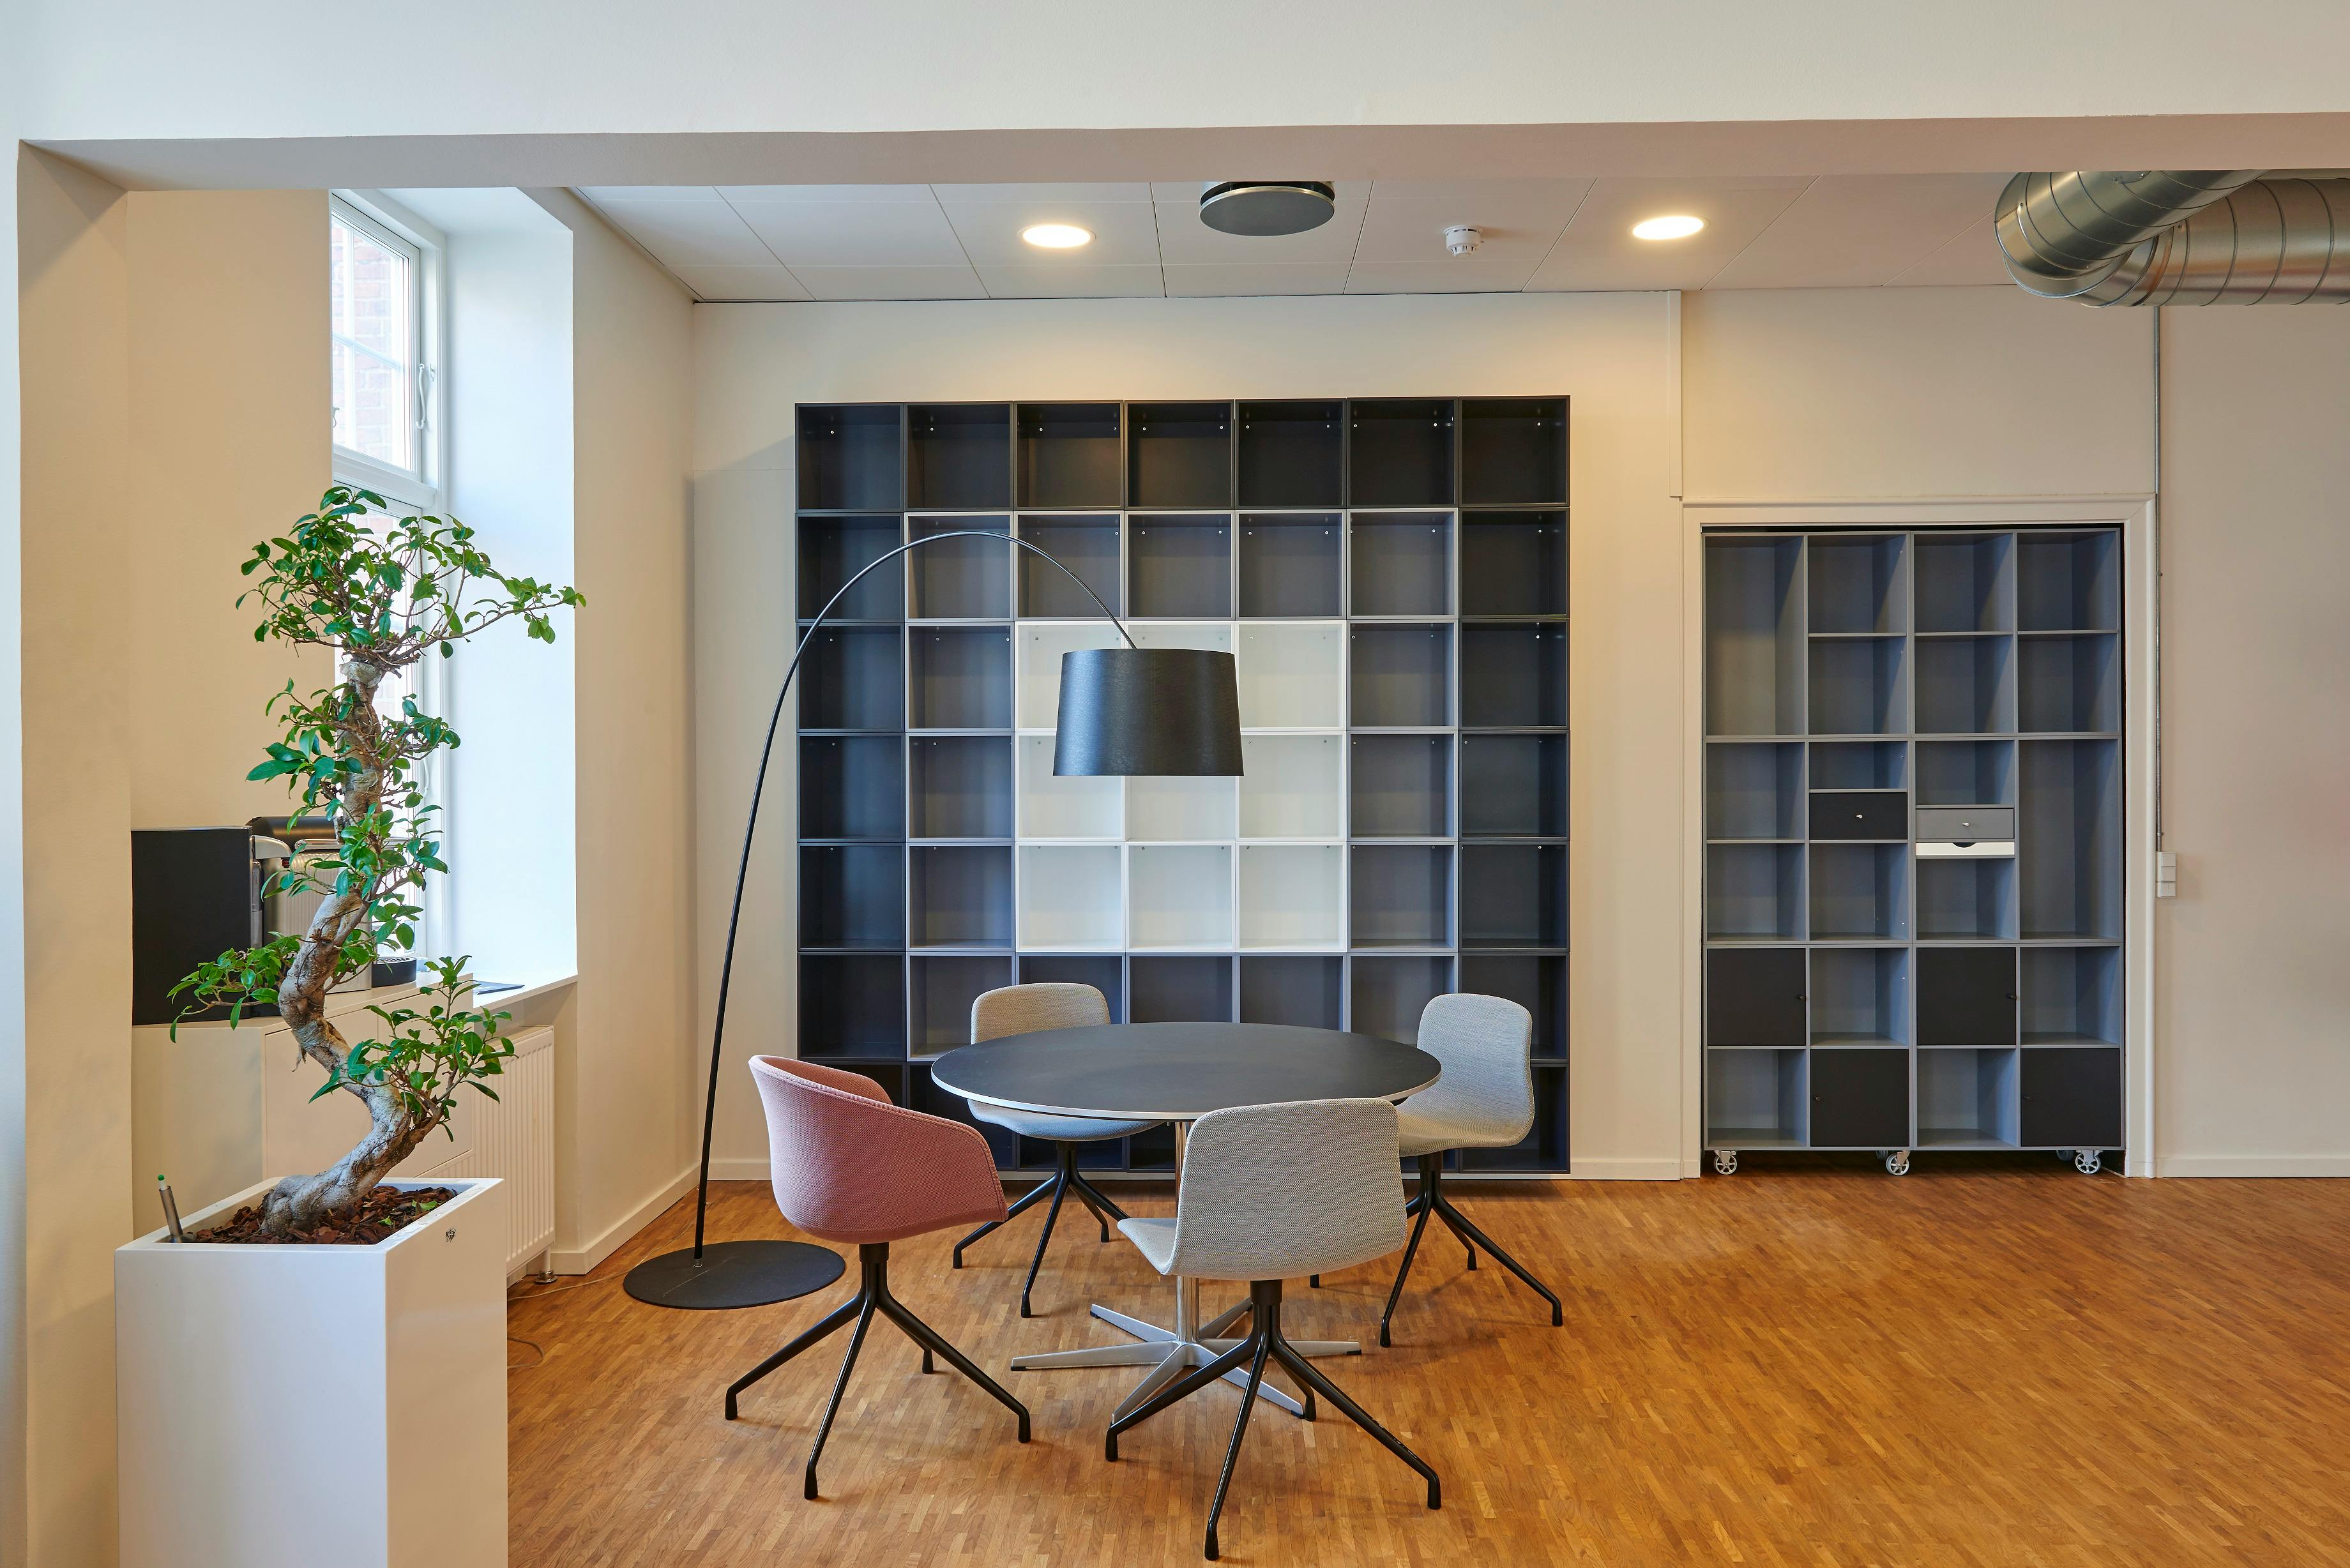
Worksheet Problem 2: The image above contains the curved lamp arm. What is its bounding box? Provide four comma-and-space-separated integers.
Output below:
690, 532, 1133, 1255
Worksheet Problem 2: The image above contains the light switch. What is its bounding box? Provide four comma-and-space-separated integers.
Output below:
2156, 850, 2178, 898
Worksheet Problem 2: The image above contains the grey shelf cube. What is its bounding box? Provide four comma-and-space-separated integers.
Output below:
1810, 843, 1911, 941
1807, 533, 1907, 635
1349, 623, 1453, 727
1916, 739, 2013, 806
1809, 946, 1909, 1046
1128, 515, 1234, 619
907, 844, 1015, 949
1017, 403, 1121, 509
798, 513, 904, 621
1460, 510, 1568, 617
1349, 954, 1453, 1043
908, 735, 1013, 840
1349, 843, 1454, 948
1348, 398, 1454, 507
1459, 843, 1568, 949
799, 405, 903, 512
907, 404, 1012, 510
1459, 397, 1568, 506
801, 844, 906, 950
1016, 516, 1121, 618
907, 626, 1012, 730
1808, 636, 1909, 736
1459, 734, 1568, 838
801, 735, 905, 842
909, 954, 1017, 1052
1128, 402, 1234, 509
1236, 401, 1344, 508
1913, 532, 2014, 633
1239, 955, 1345, 1030
1350, 512, 1453, 617
1350, 734, 1453, 838
1237, 515, 1342, 617
1460, 621, 1566, 728
1707, 843, 1805, 940
1914, 634, 2015, 735
2017, 631, 2118, 734
1707, 741, 1803, 841
2017, 530, 2119, 632
907, 515, 1012, 619
1704, 536, 1805, 735
799, 626, 904, 732
1130, 955, 1235, 1024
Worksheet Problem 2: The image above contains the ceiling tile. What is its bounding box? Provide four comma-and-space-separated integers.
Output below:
1344, 256, 1543, 294
1352, 180, 1591, 265
933, 183, 1151, 202
1151, 199, 1367, 264
669, 264, 812, 302
1888, 214, 2013, 287
1164, 262, 1354, 297
715, 185, 932, 203
975, 263, 1165, 299
790, 264, 987, 301
1149, 180, 1372, 202
729, 198, 967, 268
579, 186, 719, 203
586, 197, 775, 268
1706, 174, 2010, 290
1525, 178, 1810, 292
939, 199, 1162, 266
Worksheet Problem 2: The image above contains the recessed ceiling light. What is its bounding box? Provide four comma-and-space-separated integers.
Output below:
1632, 214, 1706, 241
1021, 223, 1093, 249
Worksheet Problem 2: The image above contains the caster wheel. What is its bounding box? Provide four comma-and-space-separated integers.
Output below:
1712, 1149, 1738, 1176
1883, 1150, 1911, 1176
2074, 1149, 2103, 1175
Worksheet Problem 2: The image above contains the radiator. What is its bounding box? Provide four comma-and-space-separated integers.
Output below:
412, 1025, 556, 1278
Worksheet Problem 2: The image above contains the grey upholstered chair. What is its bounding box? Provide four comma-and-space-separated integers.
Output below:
951, 983, 1157, 1317
1377, 992, 1564, 1346
1109, 1098, 1440, 1562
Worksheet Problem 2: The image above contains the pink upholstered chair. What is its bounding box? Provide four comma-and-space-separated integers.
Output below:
725, 1057, 1030, 1498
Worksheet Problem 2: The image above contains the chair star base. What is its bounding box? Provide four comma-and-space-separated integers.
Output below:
1104, 1279, 1440, 1561
1381, 1152, 1565, 1346
951, 1139, 1130, 1318
725, 1241, 1030, 1499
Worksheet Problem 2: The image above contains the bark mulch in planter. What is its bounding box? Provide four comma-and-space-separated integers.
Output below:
199, 1186, 458, 1246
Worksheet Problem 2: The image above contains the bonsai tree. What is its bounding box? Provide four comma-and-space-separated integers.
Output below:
174, 485, 582, 1237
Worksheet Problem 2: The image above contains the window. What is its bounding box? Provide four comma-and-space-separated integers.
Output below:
330, 193, 440, 504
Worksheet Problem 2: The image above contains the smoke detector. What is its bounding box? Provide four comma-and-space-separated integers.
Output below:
1199, 181, 1337, 237
1444, 225, 1483, 256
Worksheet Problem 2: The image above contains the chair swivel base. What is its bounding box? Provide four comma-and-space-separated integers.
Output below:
952, 1140, 1128, 1317
1105, 1279, 1440, 1561
1381, 1152, 1565, 1346
725, 1241, 1029, 1499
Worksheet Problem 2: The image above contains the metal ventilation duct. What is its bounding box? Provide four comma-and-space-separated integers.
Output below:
1997, 170, 2350, 305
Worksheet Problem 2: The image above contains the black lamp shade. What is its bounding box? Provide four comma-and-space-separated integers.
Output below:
1053, 647, 1243, 777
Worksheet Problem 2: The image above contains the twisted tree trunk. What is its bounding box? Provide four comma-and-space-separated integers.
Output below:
256, 658, 431, 1235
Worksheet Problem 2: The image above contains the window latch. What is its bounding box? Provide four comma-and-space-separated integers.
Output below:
414, 363, 436, 433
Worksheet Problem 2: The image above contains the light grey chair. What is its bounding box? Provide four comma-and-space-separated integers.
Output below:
951, 983, 1157, 1317
1108, 1098, 1441, 1562
1377, 991, 1564, 1346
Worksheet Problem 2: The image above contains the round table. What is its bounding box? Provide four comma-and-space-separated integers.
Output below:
930, 1021, 1440, 1421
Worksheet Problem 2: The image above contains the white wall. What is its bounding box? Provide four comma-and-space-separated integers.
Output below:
692, 292, 1687, 1177
2155, 308, 2350, 1175
540, 190, 701, 1268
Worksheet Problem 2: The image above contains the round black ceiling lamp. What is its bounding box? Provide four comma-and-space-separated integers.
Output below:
1199, 181, 1337, 237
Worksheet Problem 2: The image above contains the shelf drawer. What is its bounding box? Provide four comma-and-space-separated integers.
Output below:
1811, 790, 1907, 840
1808, 1048, 1910, 1148
2020, 1046, 2122, 1149
1916, 805, 2013, 843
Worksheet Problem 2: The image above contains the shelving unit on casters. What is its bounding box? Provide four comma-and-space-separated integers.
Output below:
1702, 526, 2123, 1180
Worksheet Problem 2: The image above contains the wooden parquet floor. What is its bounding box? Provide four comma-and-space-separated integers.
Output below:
508, 1161, 2350, 1567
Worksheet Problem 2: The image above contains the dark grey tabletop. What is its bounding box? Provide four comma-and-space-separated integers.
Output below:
929, 1021, 1441, 1122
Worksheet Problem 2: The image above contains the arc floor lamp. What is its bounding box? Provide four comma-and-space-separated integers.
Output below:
626, 532, 1243, 1309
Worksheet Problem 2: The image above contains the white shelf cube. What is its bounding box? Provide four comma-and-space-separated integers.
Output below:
1017, 733, 1122, 841
1016, 621, 1123, 730
1017, 844, 1124, 950
1132, 620, 1236, 656
1236, 622, 1346, 730
1238, 845, 1344, 951
1126, 844, 1235, 951
1127, 776, 1239, 841
1239, 734, 1345, 840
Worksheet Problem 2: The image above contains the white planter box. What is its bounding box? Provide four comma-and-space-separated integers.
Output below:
116, 1177, 508, 1568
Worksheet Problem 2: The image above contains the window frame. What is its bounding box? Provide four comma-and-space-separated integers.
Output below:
330, 191, 445, 511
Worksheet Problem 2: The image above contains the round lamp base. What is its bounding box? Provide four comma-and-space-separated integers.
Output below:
623, 1239, 845, 1311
